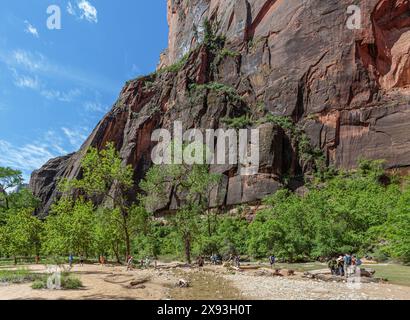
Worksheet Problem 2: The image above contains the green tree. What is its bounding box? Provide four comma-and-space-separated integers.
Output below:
42, 198, 95, 257
371, 181, 410, 263
61, 142, 137, 260
0, 208, 42, 264
0, 167, 23, 212
140, 149, 220, 263
247, 160, 401, 262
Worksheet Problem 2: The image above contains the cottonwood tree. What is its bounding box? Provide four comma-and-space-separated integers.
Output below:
60, 142, 139, 261
140, 147, 220, 263
0, 167, 23, 212
42, 198, 95, 258
0, 208, 42, 264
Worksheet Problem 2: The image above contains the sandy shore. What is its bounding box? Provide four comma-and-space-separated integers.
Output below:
0, 264, 409, 300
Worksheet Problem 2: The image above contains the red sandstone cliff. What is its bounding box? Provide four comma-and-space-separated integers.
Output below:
30, 0, 410, 215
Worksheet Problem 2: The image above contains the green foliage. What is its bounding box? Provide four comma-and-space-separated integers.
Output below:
158, 52, 190, 74
59, 142, 137, 259
61, 142, 133, 198
0, 268, 41, 284
31, 280, 47, 289
370, 181, 410, 263
203, 18, 226, 53
31, 273, 83, 290
189, 82, 242, 103
221, 115, 253, 129
262, 115, 332, 180
247, 164, 402, 261
140, 146, 221, 263
41, 198, 95, 257
218, 48, 240, 59
0, 167, 23, 192
0, 167, 25, 212
61, 275, 83, 289
0, 208, 42, 259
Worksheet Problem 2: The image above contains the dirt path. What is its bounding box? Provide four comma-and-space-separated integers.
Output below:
0, 264, 175, 300
1, 264, 409, 300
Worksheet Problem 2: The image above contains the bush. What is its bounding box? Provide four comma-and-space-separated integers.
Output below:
62, 276, 83, 290
221, 115, 253, 129
30, 273, 83, 290
31, 280, 46, 289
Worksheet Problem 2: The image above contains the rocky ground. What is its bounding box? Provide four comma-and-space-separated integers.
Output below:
0, 263, 409, 300
223, 273, 410, 300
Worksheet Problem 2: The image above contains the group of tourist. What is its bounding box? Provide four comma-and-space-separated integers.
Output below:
68, 254, 85, 268
327, 254, 362, 277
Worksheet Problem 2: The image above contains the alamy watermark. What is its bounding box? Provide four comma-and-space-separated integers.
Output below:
47, 5, 62, 30
346, 5, 362, 30
151, 121, 260, 176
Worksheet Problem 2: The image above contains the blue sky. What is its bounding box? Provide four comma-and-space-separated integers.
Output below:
0, 0, 168, 181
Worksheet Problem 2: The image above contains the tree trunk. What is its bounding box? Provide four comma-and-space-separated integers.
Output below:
207, 213, 212, 237
184, 234, 191, 264
122, 214, 131, 260
113, 243, 121, 264
14, 256, 17, 265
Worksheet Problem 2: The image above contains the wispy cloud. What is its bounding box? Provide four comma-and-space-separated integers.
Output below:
9, 67, 81, 102
62, 127, 89, 147
24, 20, 39, 38
0, 126, 90, 181
0, 48, 119, 95
11, 49, 43, 71
0, 140, 57, 173
13, 73, 40, 89
84, 101, 107, 113
40, 88, 82, 102
67, 2, 76, 16
67, 0, 98, 23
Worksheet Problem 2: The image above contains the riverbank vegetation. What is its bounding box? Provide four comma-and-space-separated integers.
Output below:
0, 144, 409, 265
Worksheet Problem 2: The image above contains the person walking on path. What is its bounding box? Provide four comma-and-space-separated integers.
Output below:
79, 254, 85, 267
126, 255, 134, 271
68, 254, 74, 269
269, 255, 276, 269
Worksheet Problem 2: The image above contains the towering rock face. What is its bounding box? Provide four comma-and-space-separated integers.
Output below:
30, 0, 410, 216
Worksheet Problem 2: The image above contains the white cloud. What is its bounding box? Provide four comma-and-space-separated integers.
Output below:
12, 49, 44, 71
0, 140, 61, 181
9, 67, 81, 102
0, 126, 90, 181
14, 74, 40, 89
40, 88, 82, 102
24, 21, 39, 38
78, 0, 98, 23
84, 101, 107, 113
62, 127, 88, 148
0, 48, 118, 94
67, 0, 98, 23
67, 2, 76, 16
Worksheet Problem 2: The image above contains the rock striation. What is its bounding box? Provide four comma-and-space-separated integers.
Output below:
30, 0, 410, 215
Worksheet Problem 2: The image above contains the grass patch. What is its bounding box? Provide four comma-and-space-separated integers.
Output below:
0, 269, 42, 284
31, 273, 83, 290
363, 263, 410, 287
